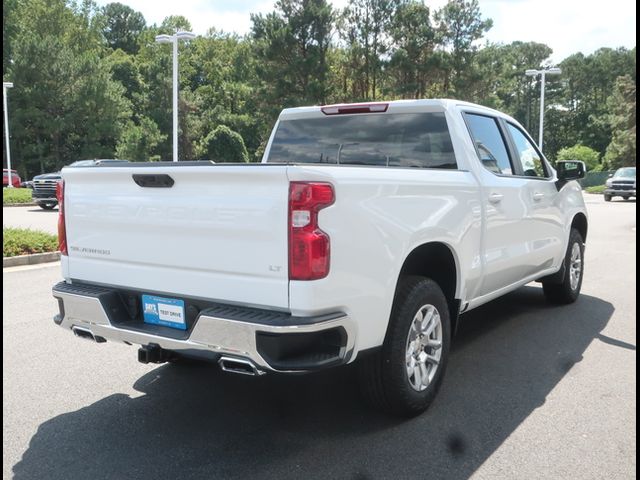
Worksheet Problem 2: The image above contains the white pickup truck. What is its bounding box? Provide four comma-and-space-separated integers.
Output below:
52, 100, 588, 416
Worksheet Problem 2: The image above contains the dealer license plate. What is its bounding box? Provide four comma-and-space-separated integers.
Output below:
142, 294, 186, 330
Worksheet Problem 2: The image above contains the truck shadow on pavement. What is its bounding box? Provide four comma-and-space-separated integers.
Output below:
26, 208, 58, 213
13, 286, 614, 480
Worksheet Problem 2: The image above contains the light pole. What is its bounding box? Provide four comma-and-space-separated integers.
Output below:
155, 31, 196, 162
525, 67, 561, 151
3, 82, 14, 187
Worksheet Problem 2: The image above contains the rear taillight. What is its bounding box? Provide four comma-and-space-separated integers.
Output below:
56, 180, 67, 255
288, 182, 334, 280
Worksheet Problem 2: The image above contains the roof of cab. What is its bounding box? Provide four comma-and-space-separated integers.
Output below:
279, 99, 514, 123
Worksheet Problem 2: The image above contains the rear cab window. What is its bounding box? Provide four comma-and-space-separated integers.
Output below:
266, 112, 457, 169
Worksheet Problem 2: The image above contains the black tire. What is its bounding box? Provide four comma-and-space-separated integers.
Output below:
542, 228, 584, 304
604, 194, 612, 202
622, 196, 630, 201
38, 203, 56, 210
358, 276, 451, 417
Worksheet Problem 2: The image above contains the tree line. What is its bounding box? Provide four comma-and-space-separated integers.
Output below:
2, 0, 636, 178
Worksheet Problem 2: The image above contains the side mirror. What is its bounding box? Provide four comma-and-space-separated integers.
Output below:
608, 173, 614, 178
556, 160, 586, 181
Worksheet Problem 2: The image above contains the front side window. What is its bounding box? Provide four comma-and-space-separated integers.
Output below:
464, 113, 513, 175
506, 123, 548, 178
267, 112, 457, 169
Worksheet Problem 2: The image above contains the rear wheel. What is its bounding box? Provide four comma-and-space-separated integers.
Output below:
622, 196, 630, 201
543, 228, 584, 304
38, 203, 56, 210
358, 276, 451, 417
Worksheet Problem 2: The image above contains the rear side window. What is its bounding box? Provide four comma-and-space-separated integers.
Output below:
464, 113, 513, 175
267, 112, 457, 169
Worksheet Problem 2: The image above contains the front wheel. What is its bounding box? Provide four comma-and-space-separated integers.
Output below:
358, 276, 451, 417
543, 228, 584, 304
622, 196, 630, 201
604, 194, 612, 202
38, 203, 56, 210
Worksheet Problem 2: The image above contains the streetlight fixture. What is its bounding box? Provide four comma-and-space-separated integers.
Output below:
155, 31, 196, 162
525, 67, 562, 151
3, 81, 14, 187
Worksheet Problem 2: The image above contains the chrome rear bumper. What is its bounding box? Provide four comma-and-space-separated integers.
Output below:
52, 281, 355, 373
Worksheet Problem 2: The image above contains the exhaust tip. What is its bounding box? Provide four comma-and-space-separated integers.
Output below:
219, 356, 265, 376
72, 326, 106, 343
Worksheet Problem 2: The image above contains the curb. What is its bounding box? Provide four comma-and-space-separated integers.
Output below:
3, 202, 39, 207
3, 251, 60, 268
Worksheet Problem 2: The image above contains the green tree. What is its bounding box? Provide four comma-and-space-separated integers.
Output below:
2, 0, 636, 180
8, 0, 130, 176
471, 42, 552, 121
116, 116, 165, 161
201, 125, 249, 163
436, 0, 493, 96
387, 2, 437, 99
603, 75, 636, 169
3, 0, 18, 76
131, 25, 178, 161
106, 48, 143, 104
252, 0, 334, 110
340, 0, 399, 100
160, 16, 192, 33
101, 2, 146, 54
183, 31, 263, 157
558, 48, 636, 156
556, 144, 601, 170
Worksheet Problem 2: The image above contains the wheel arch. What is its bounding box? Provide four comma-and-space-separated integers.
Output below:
395, 242, 461, 335
571, 212, 588, 243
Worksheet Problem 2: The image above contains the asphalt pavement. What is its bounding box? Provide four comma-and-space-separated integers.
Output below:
2, 194, 636, 480
3, 205, 58, 234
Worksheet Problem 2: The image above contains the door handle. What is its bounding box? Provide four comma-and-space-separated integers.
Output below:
488, 193, 504, 204
533, 192, 545, 201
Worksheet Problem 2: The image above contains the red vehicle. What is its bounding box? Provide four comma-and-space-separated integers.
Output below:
3, 169, 22, 188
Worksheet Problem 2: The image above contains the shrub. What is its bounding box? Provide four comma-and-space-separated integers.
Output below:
201, 125, 249, 163
3, 188, 33, 205
556, 144, 600, 171
3, 227, 58, 257
115, 117, 166, 161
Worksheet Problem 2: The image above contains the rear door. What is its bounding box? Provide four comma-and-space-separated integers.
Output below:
63, 164, 291, 309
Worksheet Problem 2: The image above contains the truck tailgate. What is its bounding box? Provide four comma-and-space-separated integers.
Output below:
63, 164, 290, 309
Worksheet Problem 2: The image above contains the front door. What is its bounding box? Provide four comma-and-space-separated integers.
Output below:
464, 113, 536, 296
503, 122, 565, 274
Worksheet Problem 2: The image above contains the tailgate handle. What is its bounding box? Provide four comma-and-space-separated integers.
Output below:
132, 174, 174, 188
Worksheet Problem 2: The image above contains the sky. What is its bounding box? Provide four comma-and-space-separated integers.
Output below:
95, 0, 637, 63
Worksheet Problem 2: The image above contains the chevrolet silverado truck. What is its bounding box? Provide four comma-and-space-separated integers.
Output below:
604, 167, 636, 201
52, 100, 588, 416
